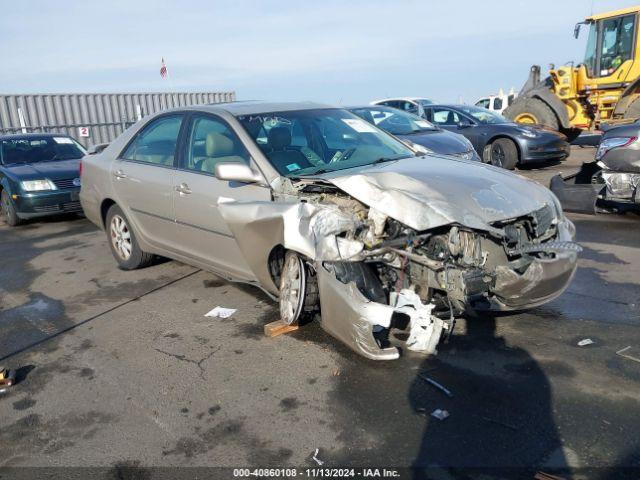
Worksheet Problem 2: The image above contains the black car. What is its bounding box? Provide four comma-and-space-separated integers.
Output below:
0, 133, 86, 226
420, 104, 570, 169
550, 123, 640, 213
348, 105, 480, 162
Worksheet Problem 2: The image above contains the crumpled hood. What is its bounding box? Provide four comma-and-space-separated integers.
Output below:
3, 159, 81, 181
322, 156, 556, 231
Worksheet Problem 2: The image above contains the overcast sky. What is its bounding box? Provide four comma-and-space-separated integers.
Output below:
0, 0, 634, 104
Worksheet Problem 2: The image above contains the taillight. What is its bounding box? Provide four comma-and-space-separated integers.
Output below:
595, 136, 637, 160
79, 161, 83, 177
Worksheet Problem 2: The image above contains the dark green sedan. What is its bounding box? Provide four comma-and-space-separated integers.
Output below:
0, 133, 86, 226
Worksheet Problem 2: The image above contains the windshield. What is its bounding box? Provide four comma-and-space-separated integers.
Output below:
237, 108, 415, 178
0, 136, 86, 165
456, 105, 508, 124
350, 106, 438, 135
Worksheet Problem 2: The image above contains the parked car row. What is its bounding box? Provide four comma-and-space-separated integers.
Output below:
74, 101, 580, 360
369, 98, 571, 169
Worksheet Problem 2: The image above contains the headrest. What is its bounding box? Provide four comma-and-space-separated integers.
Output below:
206, 132, 235, 157
268, 126, 291, 150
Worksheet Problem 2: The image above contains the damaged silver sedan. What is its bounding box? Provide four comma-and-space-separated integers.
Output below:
80, 102, 580, 360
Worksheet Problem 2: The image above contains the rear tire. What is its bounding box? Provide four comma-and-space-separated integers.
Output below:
105, 204, 154, 270
279, 251, 319, 325
489, 138, 518, 170
504, 97, 559, 131
1, 190, 21, 227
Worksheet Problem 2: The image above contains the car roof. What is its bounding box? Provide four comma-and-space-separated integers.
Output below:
371, 97, 432, 104
346, 105, 395, 110
0, 133, 73, 141
196, 100, 335, 116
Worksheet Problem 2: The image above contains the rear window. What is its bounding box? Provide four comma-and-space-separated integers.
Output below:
0, 137, 86, 165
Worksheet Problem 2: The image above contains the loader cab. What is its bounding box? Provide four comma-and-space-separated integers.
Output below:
578, 10, 638, 80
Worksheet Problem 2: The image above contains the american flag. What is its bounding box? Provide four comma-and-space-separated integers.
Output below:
160, 58, 168, 79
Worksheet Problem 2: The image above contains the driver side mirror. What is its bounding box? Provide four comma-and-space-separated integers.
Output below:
215, 162, 263, 184
457, 119, 473, 129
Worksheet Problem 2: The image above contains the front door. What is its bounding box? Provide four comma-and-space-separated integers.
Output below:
173, 113, 271, 280
111, 114, 184, 251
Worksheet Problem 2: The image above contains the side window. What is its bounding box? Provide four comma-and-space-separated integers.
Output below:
121, 115, 183, 166
185, 115, 250, 174
493, 97, 503, 111
401, 101, 418, 114
381, 100, 401, 109
431, 108, 459, 125
475, 99, 490, 109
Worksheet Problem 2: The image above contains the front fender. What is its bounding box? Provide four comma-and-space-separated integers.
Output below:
0, 175, 17, 196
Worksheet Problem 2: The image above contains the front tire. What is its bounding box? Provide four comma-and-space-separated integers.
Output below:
279, 251, 319, 325
105, 204, 154, 270
488, 138, 518, 170
1, 190, 21, 227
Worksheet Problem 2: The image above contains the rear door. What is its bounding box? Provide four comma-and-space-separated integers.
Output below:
110, 114, 184, 251
172, 113, 271, 280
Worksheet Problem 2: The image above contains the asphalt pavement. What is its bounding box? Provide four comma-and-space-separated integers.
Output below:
0, 146, 639, 479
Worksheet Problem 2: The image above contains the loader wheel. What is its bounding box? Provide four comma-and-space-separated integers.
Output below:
489, 138, 518, 170
504, 98, 559, 130
279, 251, 319, 326
621, 96, 640, 121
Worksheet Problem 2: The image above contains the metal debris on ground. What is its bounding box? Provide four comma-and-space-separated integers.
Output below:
577, 338, 594, 347
616, 346, 640, 364
312, 448, 324, 466
417, 373, 453, 398
431, 409, 449, 421
0, 367, 16, 392
204, 306, 237, 318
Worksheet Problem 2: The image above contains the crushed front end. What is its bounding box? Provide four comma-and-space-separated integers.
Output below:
282, 181, 580, 360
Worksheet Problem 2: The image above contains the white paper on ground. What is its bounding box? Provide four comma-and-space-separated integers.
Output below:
205, 306, 237, 318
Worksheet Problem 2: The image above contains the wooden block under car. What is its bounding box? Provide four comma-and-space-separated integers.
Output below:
264, 320, 299, 337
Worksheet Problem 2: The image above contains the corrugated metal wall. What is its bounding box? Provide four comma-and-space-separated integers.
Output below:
0, 91, 236, 147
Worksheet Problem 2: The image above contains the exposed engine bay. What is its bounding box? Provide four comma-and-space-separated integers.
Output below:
221, 177, 578, 360
217, 158, 580, 360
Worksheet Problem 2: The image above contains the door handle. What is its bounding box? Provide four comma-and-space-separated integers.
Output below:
175, 182, 192, 195
114, 169, 127, 179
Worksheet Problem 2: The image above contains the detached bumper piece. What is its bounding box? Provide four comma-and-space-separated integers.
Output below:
549, 162, 604, 214
550, 162, 640, 214
316, 262, 448, 361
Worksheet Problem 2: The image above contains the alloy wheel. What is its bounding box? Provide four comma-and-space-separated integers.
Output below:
491, 144, 505, 168
279, 254, 305, 325
110, 214, 132, 261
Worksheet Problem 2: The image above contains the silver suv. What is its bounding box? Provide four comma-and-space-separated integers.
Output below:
80, 102, 580, 360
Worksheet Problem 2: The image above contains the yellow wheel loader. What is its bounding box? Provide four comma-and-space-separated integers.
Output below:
504, 6, 640, 141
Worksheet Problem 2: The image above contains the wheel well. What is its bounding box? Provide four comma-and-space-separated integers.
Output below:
100, 198, 116, 228
268, 245, 286, 290
484, 135, 521, 162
